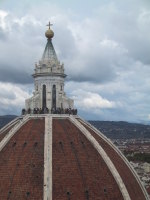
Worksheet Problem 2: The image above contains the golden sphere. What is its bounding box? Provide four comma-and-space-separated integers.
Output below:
45, 29, 54, 39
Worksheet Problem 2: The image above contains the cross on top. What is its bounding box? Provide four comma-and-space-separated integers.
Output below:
47, 21, 53, 29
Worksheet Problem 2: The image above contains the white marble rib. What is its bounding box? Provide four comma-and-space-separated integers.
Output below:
0, 116, 22, 135
44, 116, 52, 200
78, 117, 150, 200
69, 115, 131, 200
0, 115, 30, 152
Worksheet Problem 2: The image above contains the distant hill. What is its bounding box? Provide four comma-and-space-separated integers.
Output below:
1, 116, 150, 139
0, 115, 18, 129
89, 121, 150, 139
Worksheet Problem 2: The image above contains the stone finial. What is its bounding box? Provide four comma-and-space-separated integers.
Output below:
45, 21, 54, 39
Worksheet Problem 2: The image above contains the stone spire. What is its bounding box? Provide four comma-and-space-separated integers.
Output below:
42, 39, 58, 63
25, 22, 74, 111
42, 22, 58, 63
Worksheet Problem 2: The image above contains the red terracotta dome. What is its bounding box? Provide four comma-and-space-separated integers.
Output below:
0, 23, 149, 200
0, 115, 149, 200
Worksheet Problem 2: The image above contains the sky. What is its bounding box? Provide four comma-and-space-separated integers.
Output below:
0, 0, 150, 123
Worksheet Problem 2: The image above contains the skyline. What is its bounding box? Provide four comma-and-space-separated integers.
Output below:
0, 0, 150, 123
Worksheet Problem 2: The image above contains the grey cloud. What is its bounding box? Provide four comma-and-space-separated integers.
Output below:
0, 66, 32, 84
1, 2, 149, 85
0, 102, 21, 115
0, 28, 7, 40
97, 2, 150, 66
0, 89, 16, 99
0, 18, 44, 84
54, 25, 78, 59
67, 63, 116, 83
0, 0, 150, 123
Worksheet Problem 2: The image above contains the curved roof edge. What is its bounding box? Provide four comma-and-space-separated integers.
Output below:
0, 114, 149, 200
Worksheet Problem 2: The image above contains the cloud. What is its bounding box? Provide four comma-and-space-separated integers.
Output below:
0, 65, 32, 83
72, 89, 115, 110
0, 1, 150, 85
0, 10, 8, 29
0, 82, 30, 115
0, 0, 150, 123
0, 5, 130, 84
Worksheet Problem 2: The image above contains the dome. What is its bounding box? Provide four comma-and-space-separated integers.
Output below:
45, 28, 54, 39
0, 24, 149, 200
0, 115, 149, 200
